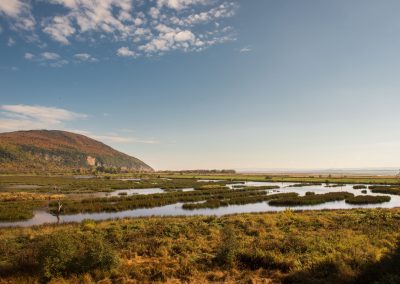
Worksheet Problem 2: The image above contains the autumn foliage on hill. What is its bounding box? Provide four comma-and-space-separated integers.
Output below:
0, 130, 153, 174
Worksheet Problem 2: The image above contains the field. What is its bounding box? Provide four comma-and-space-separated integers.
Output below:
1, 174, 400, 283
1, 209, 400, 283
159, 173, 400, 185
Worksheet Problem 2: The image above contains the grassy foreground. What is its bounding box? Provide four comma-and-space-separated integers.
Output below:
1, 209, 400, 283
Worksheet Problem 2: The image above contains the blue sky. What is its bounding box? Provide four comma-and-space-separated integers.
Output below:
1, 0, 400, 170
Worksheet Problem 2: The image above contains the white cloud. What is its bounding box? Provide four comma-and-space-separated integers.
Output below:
149, 7, 160, 19
139, 25, 197, 53
240, 46, 251, 53
23, 52, 69, 67
116, 46, 135, 57
46, 0, 134, 44
24, 52, 34, 60
170, 2, 237, 26
0, 0, 25, 17
43, 16, 75, 45
74, 53, 97, 62
157, 0, 210, 10
41, 52, 60, 60
0, 0, 35, 30
1, 0, 238, 62
0, 104, 87, 131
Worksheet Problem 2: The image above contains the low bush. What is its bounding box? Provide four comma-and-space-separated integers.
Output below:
14, 231, 119, 280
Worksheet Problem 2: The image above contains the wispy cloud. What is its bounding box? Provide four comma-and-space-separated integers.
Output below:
239, 46, 252, 53
68, 129, 158, 144
0, 104, 158, 145
0, 104, 87, 129
2, 0, 238, 64
41, 52, 60, 60
7, 37, 15, 46
73, 53, 98, 62
24, 52, 34, 60
22, 51, 69, 67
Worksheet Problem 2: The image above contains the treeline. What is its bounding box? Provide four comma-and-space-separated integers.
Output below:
159, 169, 236, 174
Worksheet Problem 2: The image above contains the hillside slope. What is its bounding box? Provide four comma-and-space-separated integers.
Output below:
0, 130, 153, 173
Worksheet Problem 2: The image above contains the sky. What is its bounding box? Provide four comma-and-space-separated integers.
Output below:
1, 0, 400, 171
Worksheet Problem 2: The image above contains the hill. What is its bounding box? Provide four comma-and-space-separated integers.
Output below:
0, 130, 153, 173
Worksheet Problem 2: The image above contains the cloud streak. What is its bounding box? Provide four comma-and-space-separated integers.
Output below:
0, 104, 158, 145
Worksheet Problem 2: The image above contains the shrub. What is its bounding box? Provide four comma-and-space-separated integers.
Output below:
32, 231, 118, 280
215, 225, 239, 267
36, 232, 78, 279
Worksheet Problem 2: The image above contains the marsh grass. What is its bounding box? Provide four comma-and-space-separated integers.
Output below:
50, 186, 281, 214
345, 195, 391, 204
0, 200, 45, 221
182, 193, 298, 210
269, 192, 354, 206
353, 185, 367, 189
369, 186, 400, 195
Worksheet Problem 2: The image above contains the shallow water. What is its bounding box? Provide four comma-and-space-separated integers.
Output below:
1, 182, 399, 228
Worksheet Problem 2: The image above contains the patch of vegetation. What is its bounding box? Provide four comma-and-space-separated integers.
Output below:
369, 186, 400, 195
50, 186, 280, 214
353, 185, 367, 189
345, 195, 391, 205
0, 176, 231, 193
269, 192, 354, 206
1, 210, 400, 283
0, 200, 45, 221
182, 193, 298, 210
288, 183, 322, 187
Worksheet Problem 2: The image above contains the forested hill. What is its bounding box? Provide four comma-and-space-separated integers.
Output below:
0, 130, 153, 173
